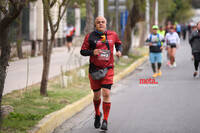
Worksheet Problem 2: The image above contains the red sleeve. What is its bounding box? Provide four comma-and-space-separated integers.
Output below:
80, 33, 94, 56
115, 32, 122, 45
114, 32, 123, 52
81, 34, 90, 50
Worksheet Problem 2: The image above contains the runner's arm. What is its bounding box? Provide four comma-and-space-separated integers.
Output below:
176, 33, 180, 46
114, 32, 122, 57
114, 32, 123, 52
145, 35, 152, 46
80, 34, 94, 56
189, 31, 198, 46
115, 44, 122, 53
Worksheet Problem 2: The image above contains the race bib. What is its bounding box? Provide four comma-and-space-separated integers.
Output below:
98, 50, 110, 61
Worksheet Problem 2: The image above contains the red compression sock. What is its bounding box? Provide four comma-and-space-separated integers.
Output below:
93, 99, 101, 116
103, 102, 111, 121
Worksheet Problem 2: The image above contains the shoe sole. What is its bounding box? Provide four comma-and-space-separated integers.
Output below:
100, 127, 108, 131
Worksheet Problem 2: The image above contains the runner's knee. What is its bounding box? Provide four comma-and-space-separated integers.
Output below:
93, 89, 101, 100
102, 89, 110, 100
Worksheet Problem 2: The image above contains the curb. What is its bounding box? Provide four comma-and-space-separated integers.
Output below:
114, 55, 148, 83
31, 55, 148, 133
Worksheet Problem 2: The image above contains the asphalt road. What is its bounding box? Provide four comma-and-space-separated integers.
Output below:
54, 39, 200, 133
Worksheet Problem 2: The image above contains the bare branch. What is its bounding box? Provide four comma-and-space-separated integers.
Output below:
50, 0, 57, 8
43, 0, 54, 33
0, 0, 31, 29
9, 0, 25, 12
0, 3, 24, 29
54, 0, 70, 32
9, 0, 15, 5
43, 0, 70, 35
60, 0, 70, 18
0, 5, 8, 15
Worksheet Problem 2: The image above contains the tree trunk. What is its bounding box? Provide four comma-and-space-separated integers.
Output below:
84, 0, 94, 34
0, 27, 10, 128
94, 0, 98, 18
31, 40, 36, 57
40, 54, 50, 96
138, 21, 146, 47
123, 15, 132, 55
40, 37, 55, 96
40, 0, 69, 96
40, 1, 56, 96
16, 12, 23, 59
40, 5, 49, 96
150, 0, 156, 27
122, 0, 145, 55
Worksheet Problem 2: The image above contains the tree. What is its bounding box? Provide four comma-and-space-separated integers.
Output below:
122, 0, 193, 55
168, 0, 193, 23
84, 0, 94, 34
122, 0, 145, 55
94, 0, 98, 19
158, 0, 176, 25
16, 12, 23, 59
0, 0, 36, 127
40, 0, 70, 96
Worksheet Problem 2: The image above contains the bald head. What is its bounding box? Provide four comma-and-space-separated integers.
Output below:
95, 16, 107, 24
95, 16, 107, 32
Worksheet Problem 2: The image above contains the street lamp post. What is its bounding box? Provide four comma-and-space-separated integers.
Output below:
115, 0, 119, 33
146, 0, 150, 35
155, 0, 158, 25
98, 0, 104, 16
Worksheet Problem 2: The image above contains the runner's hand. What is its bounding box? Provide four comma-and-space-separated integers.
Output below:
93, 49, 101, 56
116, 51, 122, 57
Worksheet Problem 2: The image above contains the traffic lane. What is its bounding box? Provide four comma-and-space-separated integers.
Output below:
108, 48, 200, 133
109, 66, 200, 133
66, 60, 200, 133
61, 41, 200, 133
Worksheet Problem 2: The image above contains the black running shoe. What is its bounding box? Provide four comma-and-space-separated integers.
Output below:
94, 112, 102, 129
101, 120, 108, 131
193, 72, 198, 77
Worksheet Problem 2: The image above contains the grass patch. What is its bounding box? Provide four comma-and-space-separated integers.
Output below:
1, 47, 147, 133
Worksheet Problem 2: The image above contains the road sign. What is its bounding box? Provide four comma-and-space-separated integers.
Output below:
108, 0, 126, 5
108, 5, 126, 11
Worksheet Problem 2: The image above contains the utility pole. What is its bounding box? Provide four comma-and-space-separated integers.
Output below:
98, 0, 104, 16
155, 0, 158, 25
146, 0, 150, 35
115, 0, 119, 33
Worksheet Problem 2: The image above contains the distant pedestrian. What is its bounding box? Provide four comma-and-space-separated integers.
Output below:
165, 22, 172, 66
189, 21, 200, 78
80, 16, 122, 130
165, 26, 180, 68
158, 26, 166, 37
146, 25, 165, 78
64, 24, 75, 51
165, 21, 172, 36
181, 24, 187, 40
176, 23, 182, 38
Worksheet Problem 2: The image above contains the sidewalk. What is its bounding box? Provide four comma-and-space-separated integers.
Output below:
4, 46, 88, 95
